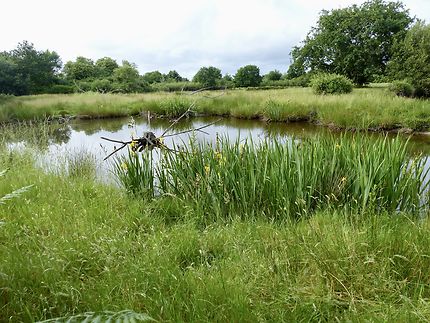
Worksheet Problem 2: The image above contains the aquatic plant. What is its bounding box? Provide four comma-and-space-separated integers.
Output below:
114, 135, 429, 221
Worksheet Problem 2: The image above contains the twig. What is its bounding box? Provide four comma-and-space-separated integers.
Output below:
163, 119, 221, 138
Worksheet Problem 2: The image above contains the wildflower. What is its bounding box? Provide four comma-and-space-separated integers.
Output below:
335, 144, 341, 149
121, 162, 128, 171
130, 140, 139, 152
214, 151, 226, 165
204, 165, 210, 175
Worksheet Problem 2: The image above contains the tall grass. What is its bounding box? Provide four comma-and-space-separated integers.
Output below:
2, 88, 429, 131
2, 142, 430, 321
115, 135, 429, 221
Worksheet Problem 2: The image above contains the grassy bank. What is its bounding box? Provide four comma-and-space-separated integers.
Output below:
1, 131, 430, 321
1, 87, 430, 131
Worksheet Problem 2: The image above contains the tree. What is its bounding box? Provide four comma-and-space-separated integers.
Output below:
165, 70, 184, 82
287, 0, 413, 85
193, 66, 222, 87
234, 65, 262, 87
64, 56, 97, 80
0, 41, 61, 95
263, 70, 282, 82
95, 57, 118, 78
112, 61, 148, 93
388, 22, 430, 97
0, 55, 26, 95
143, 71, 164, 84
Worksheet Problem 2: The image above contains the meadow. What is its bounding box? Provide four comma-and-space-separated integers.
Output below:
1, 123, 430, 321
1, 87, 429, 132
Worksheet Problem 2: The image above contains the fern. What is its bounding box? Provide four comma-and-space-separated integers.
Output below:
36, 310, 155, 323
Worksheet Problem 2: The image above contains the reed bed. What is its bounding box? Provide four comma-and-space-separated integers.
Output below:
114, 135, 429, 221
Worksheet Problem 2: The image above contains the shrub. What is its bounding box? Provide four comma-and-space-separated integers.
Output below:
414, 78, 430, 98
389, 80, 414, 97
45, 84, 75, 94
310, 73, 353, 94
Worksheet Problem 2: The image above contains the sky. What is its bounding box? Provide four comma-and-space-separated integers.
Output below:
1, 0, 430, 78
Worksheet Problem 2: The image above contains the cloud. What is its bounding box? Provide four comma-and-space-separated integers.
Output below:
1, 0, 429, 78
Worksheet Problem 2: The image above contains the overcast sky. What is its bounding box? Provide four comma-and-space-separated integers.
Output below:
1, 0, 429, 78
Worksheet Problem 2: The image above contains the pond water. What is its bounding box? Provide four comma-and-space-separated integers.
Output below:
4, 116, 430, 182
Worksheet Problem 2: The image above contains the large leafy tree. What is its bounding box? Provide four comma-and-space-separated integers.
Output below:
143, 71, 164, 84
287, 0, 413, 85
64, 57, 97, 80
165, 70, 184, 82
112, 61, 148, 93
0, 55, 26, 95
388, 22, 430, 97
0, 41, 61, 94
234, 65, 262, 87
95, 57, 118, 78
193, 66, 222, 87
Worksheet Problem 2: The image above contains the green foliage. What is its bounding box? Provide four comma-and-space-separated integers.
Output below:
114, 135, 428, 220
193, 66, 222, 87
44, 84, 75, 94
36, 310, 154, 323
156, 96, 193, 117
2, 140, 430, 321
389, 22, 430, 97
263, 70, 282, 82
0, 56, 26, 95
0, 169, 33, 205
143, 70, 164, 84
64, 56, 97, 81
311, 73, 353, 94
89, 78, 113, 93
0, 41, 62, 95
288, 0, 413, 85
165, 70, 185, 82
234, 65, 262, 87
151, 81, 202, 92
95, 57, 119, 78
389, 80, 414, 97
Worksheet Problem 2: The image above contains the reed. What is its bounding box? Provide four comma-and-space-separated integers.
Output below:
114, 135, 429, 221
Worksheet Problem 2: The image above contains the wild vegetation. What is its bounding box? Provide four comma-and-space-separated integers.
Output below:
1, 0, 430, 321
1, 87, 429, 131
1, 125, 430, 322
1, 1, 429, 97
114, 135, 429, 221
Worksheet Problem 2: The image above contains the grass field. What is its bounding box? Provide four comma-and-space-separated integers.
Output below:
1, 87, 429, 132
1, 126, 430, 321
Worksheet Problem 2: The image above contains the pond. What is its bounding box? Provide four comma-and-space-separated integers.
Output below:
4, 116, 430, 182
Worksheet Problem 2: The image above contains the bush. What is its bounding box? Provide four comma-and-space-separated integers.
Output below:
45, 84, 75, 94
310, 73, 353, 94
414, 78, 430, 98
389, 80, 414, 97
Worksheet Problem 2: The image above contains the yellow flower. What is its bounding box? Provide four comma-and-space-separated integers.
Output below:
214, 151, 226, 164
130, 140, 139, 152
121, 162, 128, 171
204, 165, 210, 175
335, 144, 341, 149
159, 137, 164, 144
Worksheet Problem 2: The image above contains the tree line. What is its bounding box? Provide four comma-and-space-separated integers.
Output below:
1, 0, 429, 97
0, 42, 285, 95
